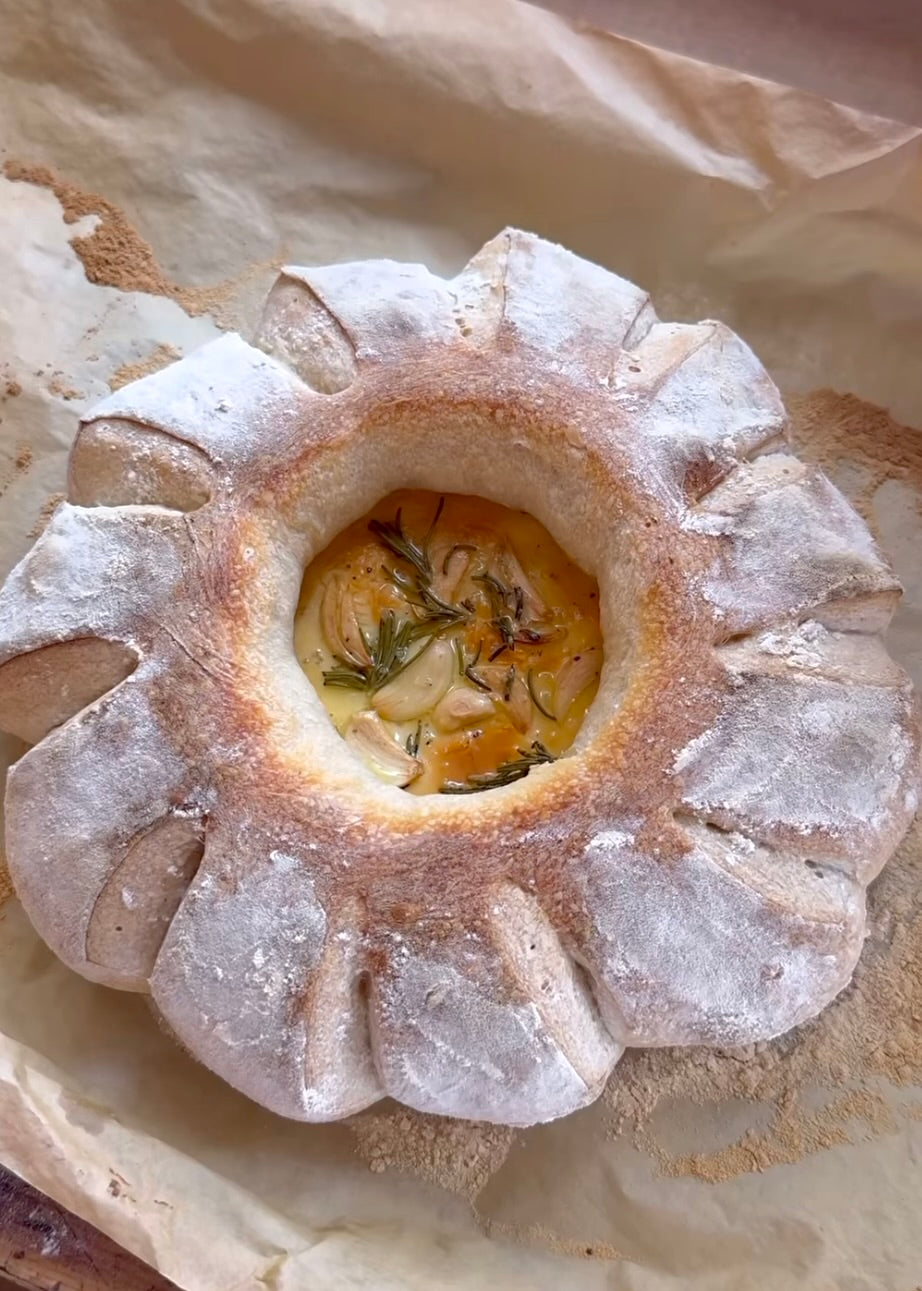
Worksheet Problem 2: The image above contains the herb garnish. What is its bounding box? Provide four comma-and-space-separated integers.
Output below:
439, 741, 556, 793
464, 666, 492, 693
372, 497, 472, 637
473, 570, 550, 648
322, 610, 434, 693
369, 508, 434, 583
454, 638, 491, 692
526, 668, 556, 721
452, 635, 467, 676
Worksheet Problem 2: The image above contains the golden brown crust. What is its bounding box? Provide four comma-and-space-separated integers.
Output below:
0, 230, 917, 1125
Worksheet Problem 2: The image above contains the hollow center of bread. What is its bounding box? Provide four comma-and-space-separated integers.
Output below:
294, 490, 603, 795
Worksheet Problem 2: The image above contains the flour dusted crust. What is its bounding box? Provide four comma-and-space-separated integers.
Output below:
0, 230, 918, 1126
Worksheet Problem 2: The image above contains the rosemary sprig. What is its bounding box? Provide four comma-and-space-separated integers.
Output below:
452, 635, 467, 676
369, 509, 432, 583
515, 624, 555, 645
368, 610, 408, 689
454, 637, 491, 691
322, 610, 425, 694
321, 662, 369, 690
526, 668, 556, 721
473, 570, 550, 648
374, 499, 472, 645
473, 571, 511, 619
413, 582, 469, 627
369, 496, 445, 584
439, 742, 556, 794
381, 569, 468, 635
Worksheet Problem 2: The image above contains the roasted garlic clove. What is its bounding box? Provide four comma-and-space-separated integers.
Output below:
505, 672, 534, 732
433, 686, 496, 733
320, 573, 372, 667
432, 544, 473, 602
372, 638, 454, 722
344, 710, 422, 786
474, 662, 530, 729
555, 647, 601, 717
498, 546, 548, 623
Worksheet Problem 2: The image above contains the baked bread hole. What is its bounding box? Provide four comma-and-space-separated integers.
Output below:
294, 489, 606, 795
0, 637, 138, 745
69, 418, 213, 511
260, 395, 648, 814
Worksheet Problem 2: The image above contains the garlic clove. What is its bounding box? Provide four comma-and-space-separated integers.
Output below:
344, 710, 422, 786
555, 647, 601, 717
341, 586, 375, 666
433, 685, 496, 732
431, 544, 472, 602
372, 638, 455, 722
498, 545, 548, 623
472, 663, 532, 731
504, 672, 534, 733
320, 574, 344, 655
320, 573, 372, 667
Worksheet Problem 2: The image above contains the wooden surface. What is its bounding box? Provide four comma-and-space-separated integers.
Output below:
0, 1168, 177, 1291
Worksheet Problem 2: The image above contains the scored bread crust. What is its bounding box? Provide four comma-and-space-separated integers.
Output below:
0, 230, 919, 1126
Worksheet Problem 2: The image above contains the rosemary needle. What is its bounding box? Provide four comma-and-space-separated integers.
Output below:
423, 495, 446, 547
439, 742, 556, 794
442, 542, 477, 575
452, 635, 467, 676
369, 509, 432, 582
464, 666, 492, 693
322, 610, 429, 694
527, 668, 556, 721
406, 721, 423, 758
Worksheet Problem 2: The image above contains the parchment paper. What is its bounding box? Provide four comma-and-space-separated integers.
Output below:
1, 2, 921, 1288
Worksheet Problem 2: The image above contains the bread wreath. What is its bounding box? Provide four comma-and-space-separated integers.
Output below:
0, 230, 917, 1125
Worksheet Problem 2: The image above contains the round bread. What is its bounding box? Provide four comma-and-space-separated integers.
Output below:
0, 230, 918, 1126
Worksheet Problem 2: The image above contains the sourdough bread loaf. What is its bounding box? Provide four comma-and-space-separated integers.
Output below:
0, 230, 917, 1125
